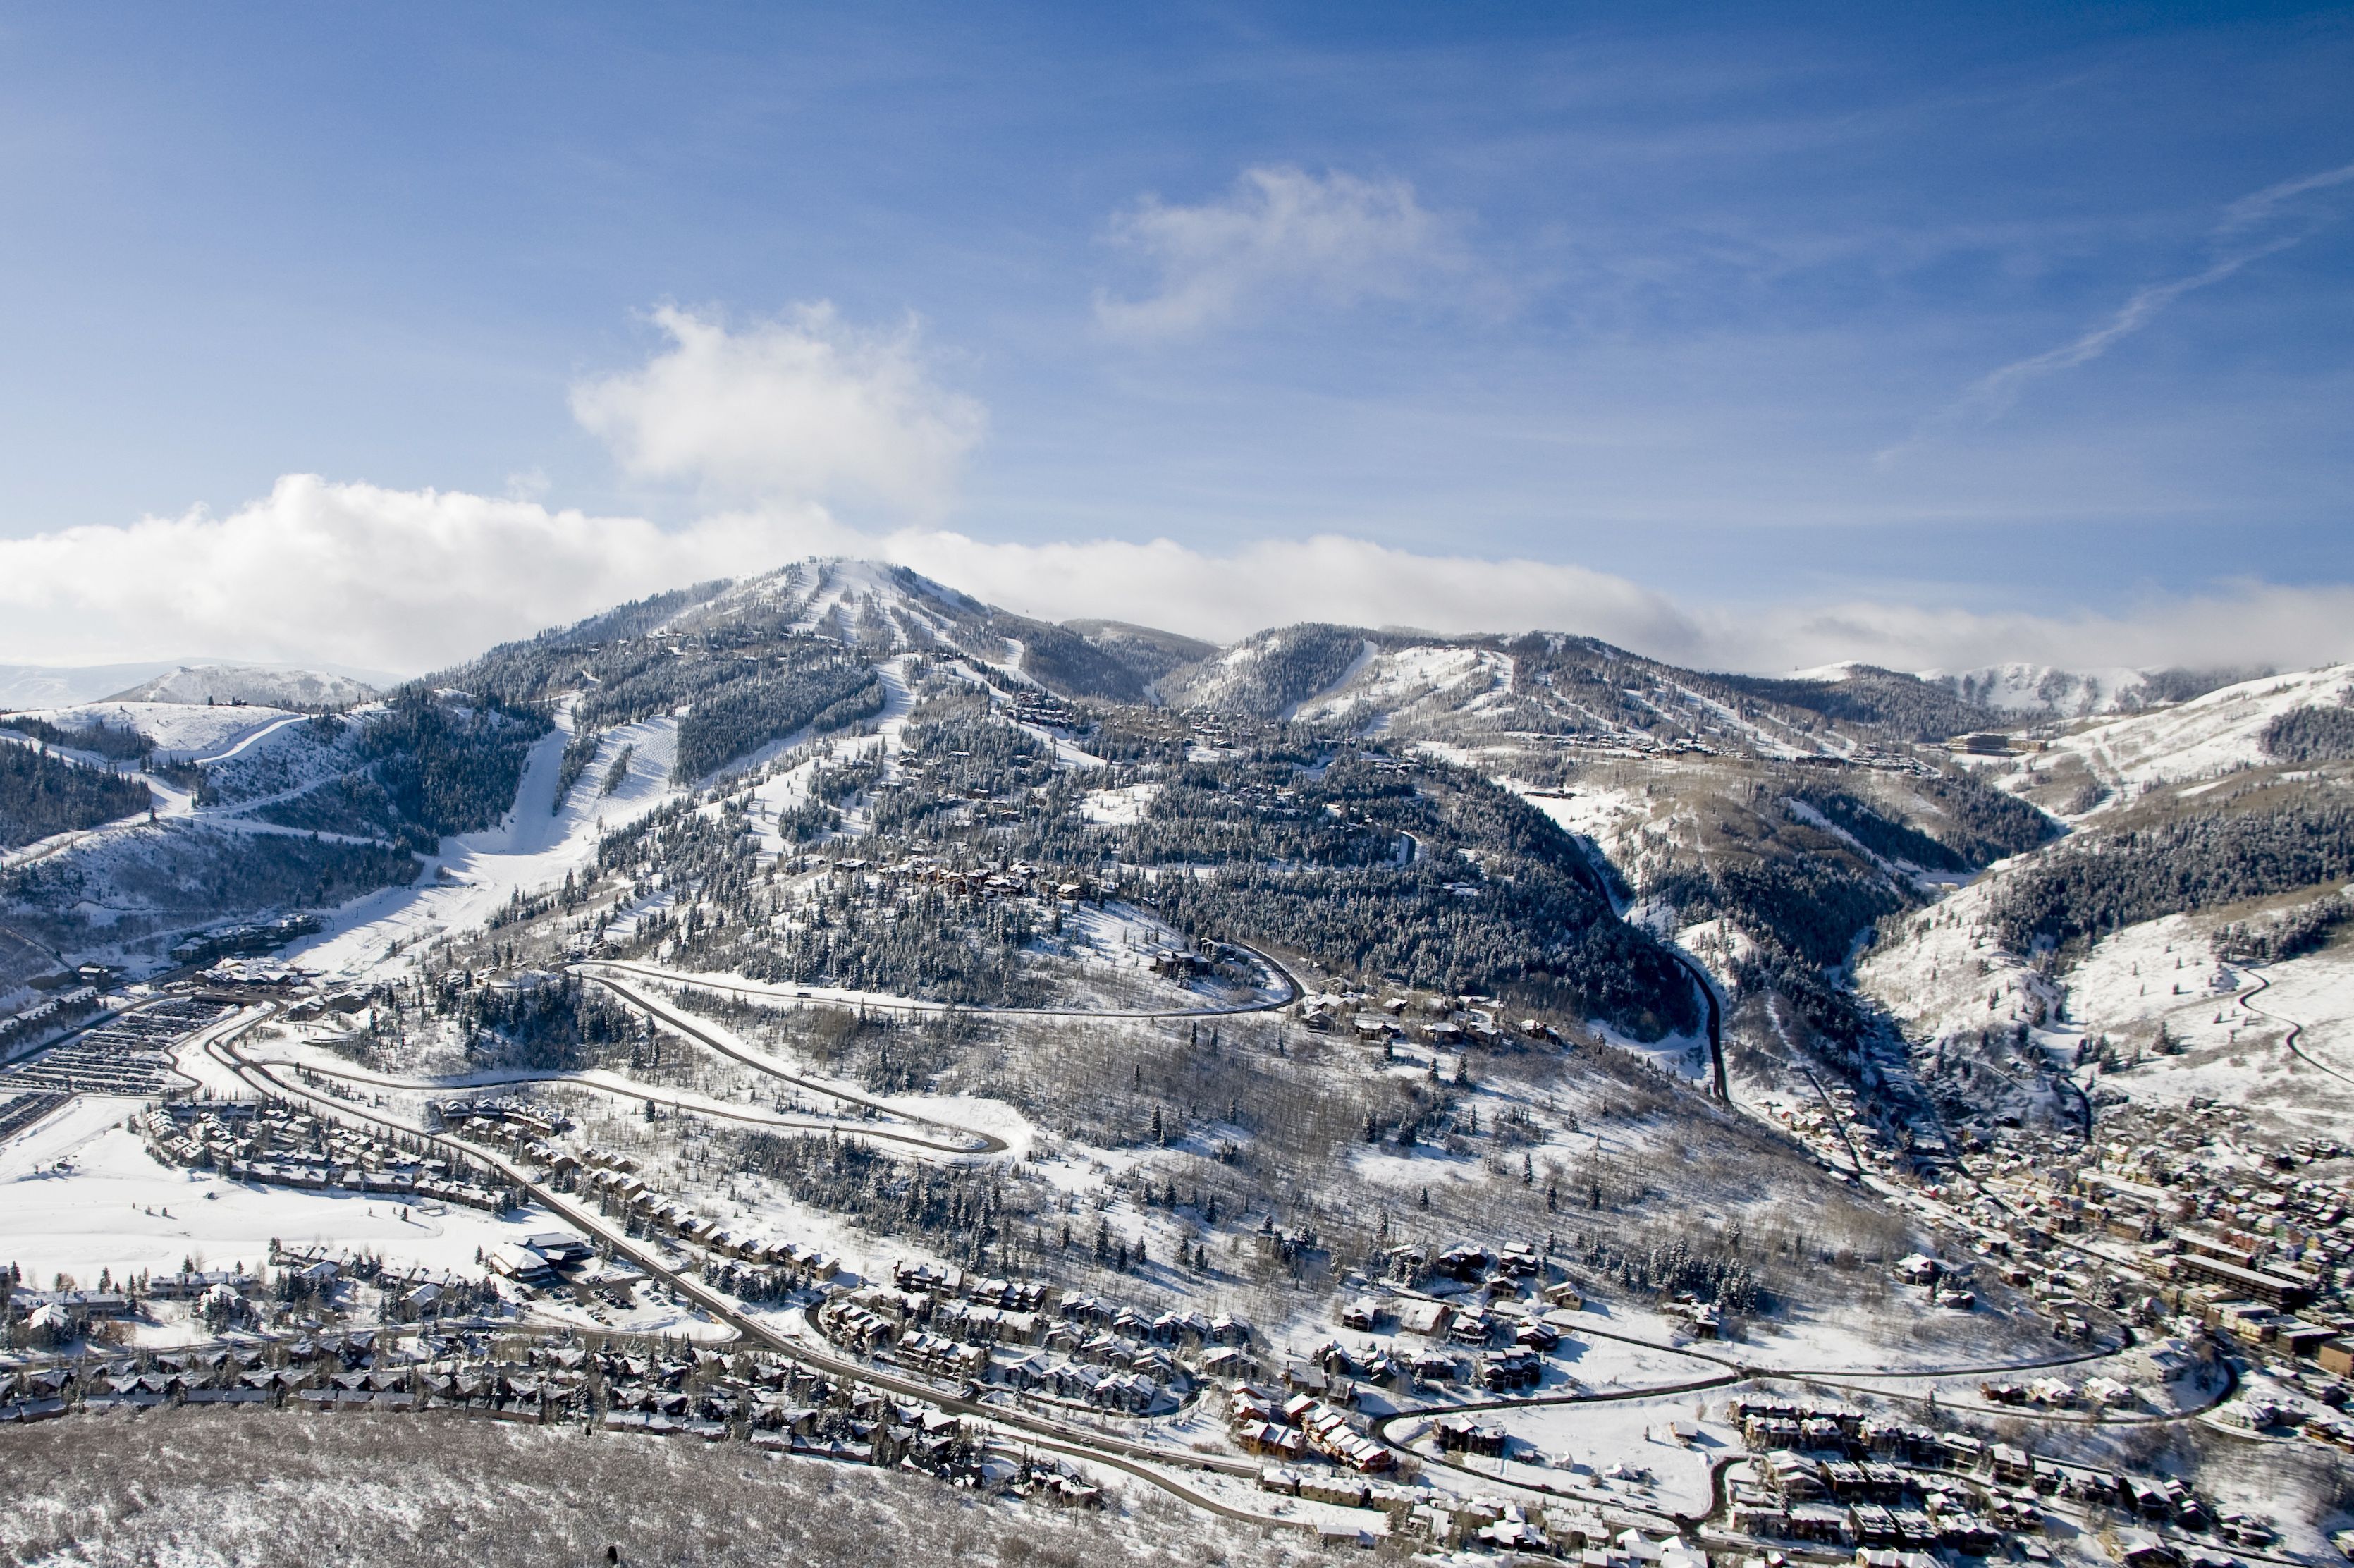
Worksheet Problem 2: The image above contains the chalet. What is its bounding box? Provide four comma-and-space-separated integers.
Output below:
1394, 1299, 1452, 1337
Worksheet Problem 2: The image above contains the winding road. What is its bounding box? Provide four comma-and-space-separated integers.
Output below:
266, 1053, 995, 1160
195, 1006, 1317, 1532
171, 951, 2260, 1543
2240, 967, 2354, 1088
572, 938, 1303, 1023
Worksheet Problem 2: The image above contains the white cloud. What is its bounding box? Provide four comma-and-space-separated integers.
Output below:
570, 303, 984, 515
0, 475, 856, 674
1094, 166, 1459, 340
1708, 583, 2354, 677
881, 528, 2354, 678
881, 528, 1703, 655
0, 481, 2345, 682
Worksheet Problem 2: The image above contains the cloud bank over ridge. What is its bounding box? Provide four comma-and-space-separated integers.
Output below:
1, 478, 2348, 681
1, 298, 2344, 684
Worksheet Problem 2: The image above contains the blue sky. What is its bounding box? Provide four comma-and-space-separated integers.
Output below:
0, 3, 2349, 672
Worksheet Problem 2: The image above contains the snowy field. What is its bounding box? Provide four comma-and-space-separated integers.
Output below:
0, 1102, 546, 1299
2044, 662, 2354, 809
2068, 917, 2354, 1134
6, 700, 307, 761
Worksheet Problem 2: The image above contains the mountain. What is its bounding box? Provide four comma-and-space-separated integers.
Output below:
8, 552, 2343, 1548
1156, 624, 1999, 753
0, 661, 185, 709
102, 662, 380, 710
1918, 661, 2275, 718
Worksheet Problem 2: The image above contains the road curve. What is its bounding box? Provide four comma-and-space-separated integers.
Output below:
2241, 969, 2354, 1087
1662, 948, 1729, 1102
575, 936, 1304, 1024
199, 1011, 1319, 1532
269, 1055, 992, 1160
577, 969, 1007, 1155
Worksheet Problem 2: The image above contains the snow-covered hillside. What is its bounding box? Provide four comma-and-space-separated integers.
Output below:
717, 558, 993, 652
2041, 662, 2354, 809
17, 700, 308, 761
1920, 663, 2157, 717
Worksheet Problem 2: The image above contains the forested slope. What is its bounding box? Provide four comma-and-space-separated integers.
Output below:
0, 742, 151, 848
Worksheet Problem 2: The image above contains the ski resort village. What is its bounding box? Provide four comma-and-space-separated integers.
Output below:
4, 561, 2354, 1563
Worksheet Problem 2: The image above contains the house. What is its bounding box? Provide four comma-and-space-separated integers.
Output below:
1892, 1254, 1939, 1286
1394, 1299, 1452, 1337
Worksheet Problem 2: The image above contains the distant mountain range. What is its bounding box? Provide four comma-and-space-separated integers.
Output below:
0, 660, 382, 712
102, 663, 379, 711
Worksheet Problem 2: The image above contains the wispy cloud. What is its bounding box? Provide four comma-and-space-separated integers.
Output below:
1093, 165, 1461, 341
1885, 157, 2354, 460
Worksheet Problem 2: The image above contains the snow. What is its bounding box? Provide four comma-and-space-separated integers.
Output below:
1289, 644, 1508, 728
1854, 876, 2051, 1048
2062, 911, 2354, 1134
2042, 662, 2354, 807
1921, 662, 2158, 717
1514, 782, 1654, 854
723, 558, 981, 651
6, 700, 305, 761
102, 664, 379, 710
288, 704, 682, 981
1080, 782, 1161, 826
0, 1105, 563, 1296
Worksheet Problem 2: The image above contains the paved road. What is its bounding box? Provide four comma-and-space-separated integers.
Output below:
2241, 968, 2354, 1087
575, 937, 1304, 1023
275, 1055, 995, 1160
575, 969, 1007, 1154
198, 1010, 1318, 1533
1660, 949, 1729, 1102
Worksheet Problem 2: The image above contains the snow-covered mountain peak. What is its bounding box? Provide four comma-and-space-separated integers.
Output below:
711, 557, 991, 649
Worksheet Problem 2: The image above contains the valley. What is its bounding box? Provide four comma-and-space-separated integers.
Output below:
3, 558, 2351, 1562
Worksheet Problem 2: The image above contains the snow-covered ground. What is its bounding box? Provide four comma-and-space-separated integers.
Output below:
1517, 781, 1655, 853
2044, 662, 2354, 809
1292, 644, 1509, 730
0, 1101, 556, 1299
1080, 781, 1161, 826
1853, 876, 2053, 1048
288, 706, 681, 981
8, 700, 309, 762
2066, 915, 2354, 1134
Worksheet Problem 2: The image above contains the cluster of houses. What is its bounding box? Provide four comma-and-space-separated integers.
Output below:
1230, 1384, 1392, 1471
544, 1137, 845, 1289
167, 914, 321, 967
1, 995, 227, 1096
140, 1098, 516, 1213
815, 1260, 1251, 1416
811, 852, 1085, 907
0, 984, 100, 1055
1716, 1392, 2255, 1557
1951, 1105, 2354, 1449
1296, 988, 1554, 1049
0, 1318, 1101, 1503
270, 1243, 501, 1323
